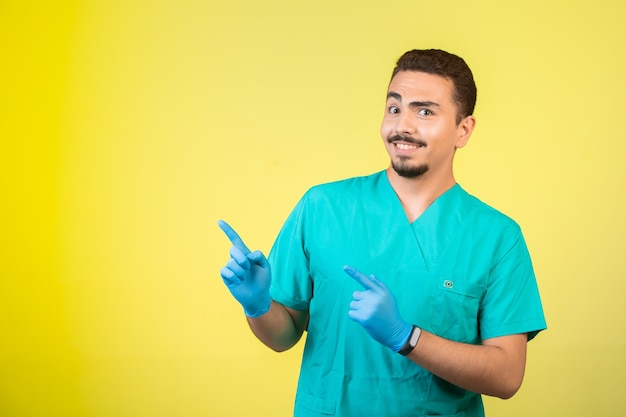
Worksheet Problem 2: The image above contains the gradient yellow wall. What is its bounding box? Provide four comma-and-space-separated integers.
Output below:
1, 1, 625, 416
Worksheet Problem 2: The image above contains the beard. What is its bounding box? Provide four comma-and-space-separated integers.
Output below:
387, 134, 429, 178
391, 157, 429, 178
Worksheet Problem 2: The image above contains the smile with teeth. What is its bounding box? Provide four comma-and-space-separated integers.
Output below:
394, 142, 425, 150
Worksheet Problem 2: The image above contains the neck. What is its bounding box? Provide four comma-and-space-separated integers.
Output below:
386, 166, 456, 223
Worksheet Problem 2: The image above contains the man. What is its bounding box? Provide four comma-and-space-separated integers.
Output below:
218, 49, 546, 417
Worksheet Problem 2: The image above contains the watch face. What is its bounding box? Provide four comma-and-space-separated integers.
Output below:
409, 327, 421, 347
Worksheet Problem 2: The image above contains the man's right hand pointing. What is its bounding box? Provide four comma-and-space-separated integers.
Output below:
218, 220, 271, 318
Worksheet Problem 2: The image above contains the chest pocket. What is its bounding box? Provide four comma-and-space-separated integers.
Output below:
430, 278, 485, 344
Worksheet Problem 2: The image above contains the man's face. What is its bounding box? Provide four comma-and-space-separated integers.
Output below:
380, 70, 472, 179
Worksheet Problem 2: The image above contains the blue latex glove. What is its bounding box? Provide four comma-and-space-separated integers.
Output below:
343, 265, 412, 352
218, 220, 271, 318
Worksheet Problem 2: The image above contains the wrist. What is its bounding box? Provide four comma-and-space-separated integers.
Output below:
243, 296, 271, 318
391, 321, 413, 352
397, 325, 422, 356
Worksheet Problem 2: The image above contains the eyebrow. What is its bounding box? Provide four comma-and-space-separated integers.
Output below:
386, 92, 440, 108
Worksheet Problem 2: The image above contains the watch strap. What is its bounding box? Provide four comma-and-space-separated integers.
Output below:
398, 325, 421, 356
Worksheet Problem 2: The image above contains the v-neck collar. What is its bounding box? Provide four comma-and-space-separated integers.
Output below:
375, 171, 465, 271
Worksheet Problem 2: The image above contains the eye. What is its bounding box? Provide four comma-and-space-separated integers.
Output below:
388, 106, 400, 114
418, 108, 433, 116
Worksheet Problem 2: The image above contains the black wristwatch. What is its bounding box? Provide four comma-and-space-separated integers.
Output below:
398, 325, 422, 356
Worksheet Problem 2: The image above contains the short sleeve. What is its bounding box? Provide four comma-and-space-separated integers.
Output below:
268, 193, 312, 311
479, 228, 547, 341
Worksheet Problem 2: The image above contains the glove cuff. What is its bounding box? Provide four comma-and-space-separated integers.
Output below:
243, 297, 271, 318
391, 321, 414, 353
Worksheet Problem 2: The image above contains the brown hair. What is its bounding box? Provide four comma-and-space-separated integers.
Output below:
391, 49, 477, 123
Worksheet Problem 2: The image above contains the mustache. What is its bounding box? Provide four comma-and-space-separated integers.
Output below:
387, 134, 427, 147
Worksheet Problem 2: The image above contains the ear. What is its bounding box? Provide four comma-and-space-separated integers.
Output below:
455, 115, 476, 149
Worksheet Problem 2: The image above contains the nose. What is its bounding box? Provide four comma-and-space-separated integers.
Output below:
395, 111, 415, 135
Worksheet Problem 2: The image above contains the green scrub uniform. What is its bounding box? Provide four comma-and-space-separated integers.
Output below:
269, 171, 546, 417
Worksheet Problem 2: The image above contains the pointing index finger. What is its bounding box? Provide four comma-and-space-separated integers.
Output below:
343, 265, 378, 291
218, 220, 251, 254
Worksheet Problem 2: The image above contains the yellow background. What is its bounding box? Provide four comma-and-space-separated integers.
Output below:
1, 0, 625, 415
